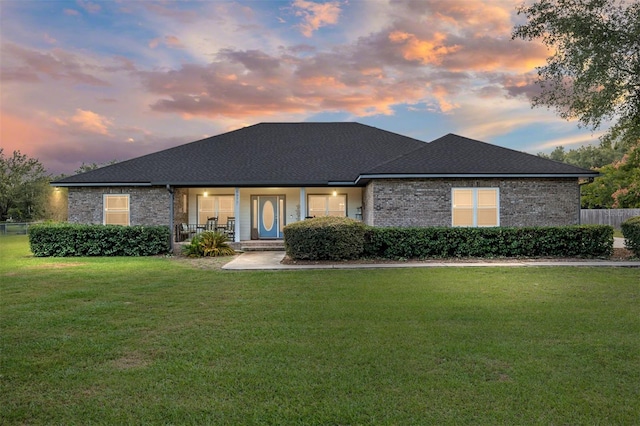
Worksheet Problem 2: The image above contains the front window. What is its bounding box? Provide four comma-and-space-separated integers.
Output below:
104, 194, 130, 225
308, 194, 347, 217
452, 188, 498, 227
198, 195, 235, 224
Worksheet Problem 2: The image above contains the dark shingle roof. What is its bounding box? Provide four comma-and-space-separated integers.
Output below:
53, 123, 598, 187
363, 133, 596, 176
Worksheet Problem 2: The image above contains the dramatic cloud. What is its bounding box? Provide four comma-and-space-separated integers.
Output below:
0, 0, 591, 175
388, 31, 461, 65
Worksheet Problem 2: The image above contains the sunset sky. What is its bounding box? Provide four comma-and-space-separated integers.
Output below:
1, 0, 604, 176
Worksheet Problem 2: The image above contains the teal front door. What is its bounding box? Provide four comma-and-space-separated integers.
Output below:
258, 196, 279, 239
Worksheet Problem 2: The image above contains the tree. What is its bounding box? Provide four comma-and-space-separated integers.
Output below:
513, 0, 640, 149
581, 142, 640, 208
538, 143, 622, 169
0, 149, 50, 221
74, 160, 118, 175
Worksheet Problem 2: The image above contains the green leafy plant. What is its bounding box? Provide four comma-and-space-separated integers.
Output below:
621, 216, 640, 257
28, 223, 170, 257
283, 216, 366, 260
182, 231, 235, 257
363, 225, 613, 259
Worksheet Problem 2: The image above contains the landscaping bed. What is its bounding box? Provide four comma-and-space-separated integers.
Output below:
282, 246, 636, 265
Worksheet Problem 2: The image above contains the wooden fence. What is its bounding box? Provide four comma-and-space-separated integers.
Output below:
580, 209, 640, 229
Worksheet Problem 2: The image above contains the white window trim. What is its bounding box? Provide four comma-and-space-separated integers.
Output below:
451, 188, 499, 227
103, 194, 130, 226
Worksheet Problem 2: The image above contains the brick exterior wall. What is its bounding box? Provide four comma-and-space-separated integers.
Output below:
364, 178, 580, 227
173, 188, 189, 225
68, 186, 171, 226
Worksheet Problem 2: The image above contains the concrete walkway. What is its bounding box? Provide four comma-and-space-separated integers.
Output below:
223, 238, 638, 270
614, 236, 625, 248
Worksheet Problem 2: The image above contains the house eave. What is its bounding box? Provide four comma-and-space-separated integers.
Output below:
354, 172, 600, 184
51, 182, 153, 187
52, 172, 600, 188
152, 180, 332, 187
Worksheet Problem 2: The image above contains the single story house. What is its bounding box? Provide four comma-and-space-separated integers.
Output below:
53, 122, 599, 244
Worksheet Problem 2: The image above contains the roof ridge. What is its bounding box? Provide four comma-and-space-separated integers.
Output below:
364, 142, 430, 173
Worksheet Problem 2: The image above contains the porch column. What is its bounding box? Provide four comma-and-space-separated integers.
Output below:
299, 187, 306, 221
234, 187, 240, 242
166, 185, 174, 251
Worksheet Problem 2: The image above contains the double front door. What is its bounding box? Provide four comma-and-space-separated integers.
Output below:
251, 195, 285, 239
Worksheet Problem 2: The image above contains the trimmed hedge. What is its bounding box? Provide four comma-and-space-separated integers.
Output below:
284, 216, 366, 260
364, 225, 613, 259
29, 223, 171, 257
621, 216, 640, 257
285, 219, 613, 261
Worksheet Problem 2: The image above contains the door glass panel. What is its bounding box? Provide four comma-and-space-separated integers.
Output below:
279, 198, 285, 232
252, 198, 258, 228
262, 200, 274, 231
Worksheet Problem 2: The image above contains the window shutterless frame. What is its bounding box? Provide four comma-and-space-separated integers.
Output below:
451, 188, 499, 227
103, 194, 130, 225
307, 194, 347, 217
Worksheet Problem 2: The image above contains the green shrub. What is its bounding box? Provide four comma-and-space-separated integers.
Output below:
284, 216, 366, 260
182, 231, 235, 257
29, 223, 170, 257
621, 216, 640, 257
363, 225, 613, 259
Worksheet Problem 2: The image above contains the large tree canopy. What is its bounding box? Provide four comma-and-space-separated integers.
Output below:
513, 0, 640, 148
0, 149, 50, 221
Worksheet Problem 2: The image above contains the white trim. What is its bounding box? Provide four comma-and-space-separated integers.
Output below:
299, 188, 306, 221
234, 187, 240, 242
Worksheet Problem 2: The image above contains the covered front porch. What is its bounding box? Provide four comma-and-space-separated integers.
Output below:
173, 186, 364, 243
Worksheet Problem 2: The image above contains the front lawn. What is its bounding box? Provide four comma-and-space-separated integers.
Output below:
1, 235, 639, 424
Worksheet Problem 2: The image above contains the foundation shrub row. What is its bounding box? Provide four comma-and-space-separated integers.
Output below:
284, 218, 614, 260
29, 223, 170, 257
283, 216, 367, 260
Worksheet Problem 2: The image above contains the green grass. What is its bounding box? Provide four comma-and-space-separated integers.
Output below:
1, 235, 639, 424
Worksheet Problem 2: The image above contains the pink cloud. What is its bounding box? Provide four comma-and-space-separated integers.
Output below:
388, 31, 461, 65
1, 43, 110, 86
66, 109, 113, 135
149, 35, 185, 50
292, 0, 342, 37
